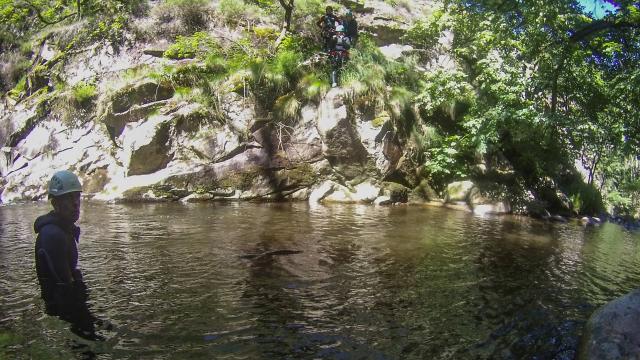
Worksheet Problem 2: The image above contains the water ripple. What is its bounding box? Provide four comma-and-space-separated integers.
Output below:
1, 203, 640, 358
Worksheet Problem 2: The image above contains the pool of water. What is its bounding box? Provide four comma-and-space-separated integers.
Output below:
1, 202, 639, 359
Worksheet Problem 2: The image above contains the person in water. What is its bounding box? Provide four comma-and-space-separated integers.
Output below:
34, 170, 102, 341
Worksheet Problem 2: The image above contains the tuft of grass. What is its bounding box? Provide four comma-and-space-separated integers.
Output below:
164, 32, 219, 60
71, 81, 97, 105
160, 0, 210, 32
7, 76, 26, 99
298, 73, 329, 102
274, 93, 301, 121
219, 0, 261, 25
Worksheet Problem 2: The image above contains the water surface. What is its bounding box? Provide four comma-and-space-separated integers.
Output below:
1, 202, 639, 359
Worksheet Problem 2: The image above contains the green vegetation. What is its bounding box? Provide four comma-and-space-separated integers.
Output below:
284, 163, 316, 185
219, 167, 262, 190
164, 32, 219, 59
1, 0, 638, 217
219, 0, 261, 24
347, 0, 639, 217
71, 81, 97, 105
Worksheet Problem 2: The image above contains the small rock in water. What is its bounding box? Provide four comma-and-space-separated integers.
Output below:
203, 334, 220, 342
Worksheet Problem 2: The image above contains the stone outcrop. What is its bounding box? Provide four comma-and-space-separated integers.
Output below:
444, 180, 511, 215
102, 79, 175, 138
317, 88, 368, 166
0, 0, 566, 215
308, 180, 380, 204
579, 289, 640, 360
120, 115, 174, 176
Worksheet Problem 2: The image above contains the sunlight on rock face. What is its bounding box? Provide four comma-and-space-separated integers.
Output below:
119, 115, 172, 176
379, 44, 414, 61
354, 182, 380, 202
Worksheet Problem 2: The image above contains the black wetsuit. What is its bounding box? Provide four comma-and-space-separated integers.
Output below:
34, 211, 82, 301
34, 211, 101, 341
343, 18, 359, 46
318, 14, 341, 51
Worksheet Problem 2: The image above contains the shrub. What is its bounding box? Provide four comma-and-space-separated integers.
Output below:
219, 0, 260, 25
606, 191, 632, 216
278, 34, 316, 57
297, 72, 329, 102
0, 51, 29, 93
164, 32, 219, 59
253, 26, 279, 39
421, 135, 469, 192
72, 81, 97, 105
247, 0, 276, 8
7, 76, 26, 99
162, 0, 210, 32
566, 182, 604, 216
404, 21, 439, 50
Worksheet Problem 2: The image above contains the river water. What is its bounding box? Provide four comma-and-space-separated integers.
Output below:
1, 202, 639, 359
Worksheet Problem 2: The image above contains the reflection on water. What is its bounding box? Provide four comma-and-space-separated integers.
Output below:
1, 202, 640, 359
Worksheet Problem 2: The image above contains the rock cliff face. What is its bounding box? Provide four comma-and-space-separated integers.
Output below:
1, 0, 453, 205
0, 0, 506, 213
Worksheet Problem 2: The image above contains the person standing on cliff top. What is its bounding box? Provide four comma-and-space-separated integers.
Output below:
342, 9, 359, 47
34, 170, 102, 341
317, 5, 341, 52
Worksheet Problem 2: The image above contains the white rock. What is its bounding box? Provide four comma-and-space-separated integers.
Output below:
309, 180, 336, 203
354, 182, 380, 202
374, 196, 392, 205
379, 44, 414, 61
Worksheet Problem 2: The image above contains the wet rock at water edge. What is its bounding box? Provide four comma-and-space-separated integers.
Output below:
579, 288, 640, 360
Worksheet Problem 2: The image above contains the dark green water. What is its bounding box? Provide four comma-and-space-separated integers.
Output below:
1, 202, 640, 359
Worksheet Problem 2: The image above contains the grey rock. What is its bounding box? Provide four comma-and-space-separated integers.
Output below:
579, 289, 640, 360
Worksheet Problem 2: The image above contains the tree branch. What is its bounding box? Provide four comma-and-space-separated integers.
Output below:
19, 0, 77, 26
570, 20, 640, 42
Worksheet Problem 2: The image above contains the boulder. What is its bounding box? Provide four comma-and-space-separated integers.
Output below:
381, 182, 410, 203
317, 88, 368, 165
323, 183, 358, 203
309, 180, 336, 203
287, 187, 312, 201
374, 195, 392, 205
356, 114, 401, 175
82, 167, 110, 194
379, 44, 414, 61
143, 49, 167, 58
104, 100, 170, 138
222, 92, 256, 133
2, 99, 48, 149
354, 182, 380, 202
472, 202, 511, 216
579, 289, 640, 360
319, 181, 380, 204
102, 79, 174, 138
581, 217, 603, 226
1, 120, 112, 202
111, 80, 174, 114
120, 116, 174, 176
413, 179, 438, 201
172, 103, 242, 163
445, 180, 475, 203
